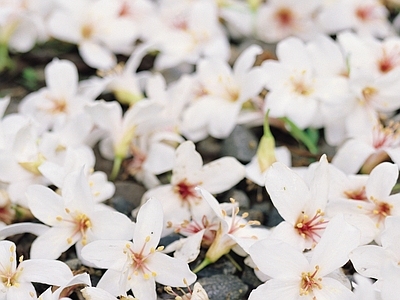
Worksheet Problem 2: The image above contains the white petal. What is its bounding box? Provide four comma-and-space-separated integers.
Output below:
7, 282, 36, 299
308, 155, 330, 212
132, 198, 163, 254
349, 245, 387, 279
85, 100, 122, 134
269, 221, 306, 251
311, 214, 360, 277
90, 210, 134, 240
62, 168, 94, 212
45, 59, 78, 98
172, 141, 203, 181
233, 44, 262, 79
53, 273, 92, 299
97, 269, 127, 296
81, 240, 130, 270
276, 37, 312, 70
30, 226, 77, 259
0, 223, 49, 240
248, 279, 300, 300
248, 238, 308, 279
19, 259, 73, 286
380, 262, 400, 300
313, 277, 354, 300
0, 240, 16, 272
265, 162, 309, 223
147, 251, 196, 286
79, 41, 116, 70
129, 273, 156, 300
172, 230, 205, 263
26, 185, 66, 226
81, 287, 118, 300
366, 162, 398, 200
200, 157, 245, 194
332, 140, 374, 174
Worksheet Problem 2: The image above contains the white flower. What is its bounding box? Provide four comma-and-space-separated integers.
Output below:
263, 36, 349, 129
141, 140, 245, 236
255, 0, 320, 43
144, 0, 230, 69
38, 147, 115, 203
181, 44, 266, 141
248, 214, 360, 300
350, 216, 400, 289
332, 122, 400, 174
26, 168, 134, 259
192, 188, 269, 272
19, 59, 93, 131
84, 99, 163, 179
48, 0, 138, 69
265, 155, 330, 250
325, 163, 377, 245
81, 197, 196, 299
327, 162, 400, 243
318, 0, 392, 38
0, 240, 73, 299
0, 124, 52, 207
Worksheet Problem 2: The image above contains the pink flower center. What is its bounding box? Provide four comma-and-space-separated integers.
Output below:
125, 237, 159, 279
295, 210, 328, 243
174, 180, 199, 201
177, 216, 217, 247
118, 2, 130, 16
371, 200, 392, 225
355, 5, 375, 21
344, 186, 367, 201
300, 265, 322, 296
275, 7, 294, 27
378, 48, 400, 74
57, 209, 92, 245
372, 122, 400, 149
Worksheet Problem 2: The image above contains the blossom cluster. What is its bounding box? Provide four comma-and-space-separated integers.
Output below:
1, 0, 400, 299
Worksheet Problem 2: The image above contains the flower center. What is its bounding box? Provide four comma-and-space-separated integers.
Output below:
175, 215, 217, 246
372, 121, 400, 149
371, 198, 392, 226
81, 24, 94, 39
295, 210, 328, 243
57, 210, 92, 245
118, 2, 130, 17
361, 86, 377, 104
344, 186, 367, 201
378, 48, 400, 74
300, 265, 322, 296
174, 180, 199, 201
126, 146, 146, 175
0, 245, 22, 288
275, 7, 294, 27
290, 72, 314, 96
355, 5, 375, 21
125, 237, 162, 280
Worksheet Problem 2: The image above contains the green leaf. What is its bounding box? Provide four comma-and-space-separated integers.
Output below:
281, 117, 319, 154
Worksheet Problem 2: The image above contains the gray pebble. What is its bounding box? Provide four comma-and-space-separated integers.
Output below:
109, 181, 146, 215
198, 274, 248, 300
221, 125, 258, 163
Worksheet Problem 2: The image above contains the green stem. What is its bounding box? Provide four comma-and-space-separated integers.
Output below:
110, 155, 123, 181
281, 117, 319, 155
192, 257, 212, 274
225, 253, 242, 272
0, 43, 14, 72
